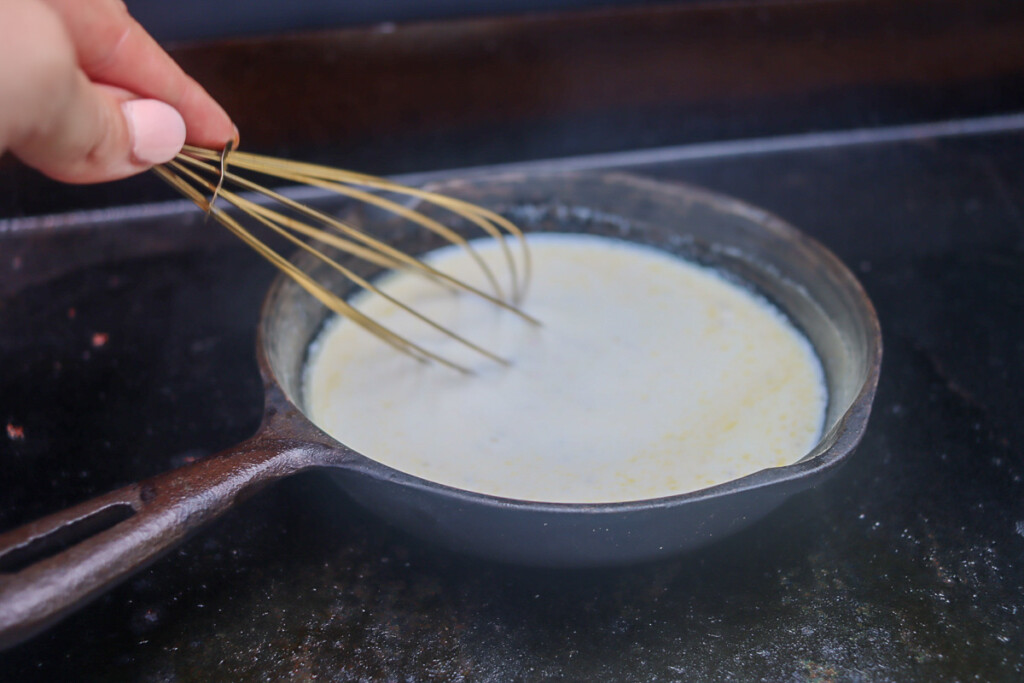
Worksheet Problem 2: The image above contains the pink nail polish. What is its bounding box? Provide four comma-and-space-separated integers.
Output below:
122, 99, 186, 165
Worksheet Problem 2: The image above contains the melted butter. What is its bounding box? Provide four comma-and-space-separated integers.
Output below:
303, 233, 826, 503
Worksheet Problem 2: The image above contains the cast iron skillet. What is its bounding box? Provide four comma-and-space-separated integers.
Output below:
0, 172, 881, 649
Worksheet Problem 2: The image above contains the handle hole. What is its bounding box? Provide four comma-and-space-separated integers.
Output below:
0, 503, 136, 574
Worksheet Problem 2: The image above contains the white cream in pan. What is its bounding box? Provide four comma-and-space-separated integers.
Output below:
304, 233, 826, 503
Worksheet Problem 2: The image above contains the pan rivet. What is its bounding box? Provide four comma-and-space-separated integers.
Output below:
139, 484, 158, 503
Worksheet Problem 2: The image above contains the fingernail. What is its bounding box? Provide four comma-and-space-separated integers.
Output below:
122, 99, 186, 165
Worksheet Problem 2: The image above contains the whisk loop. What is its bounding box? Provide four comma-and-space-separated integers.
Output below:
154, 145, 538, 373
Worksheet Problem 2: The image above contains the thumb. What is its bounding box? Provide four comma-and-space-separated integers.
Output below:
14, 80, 185, 185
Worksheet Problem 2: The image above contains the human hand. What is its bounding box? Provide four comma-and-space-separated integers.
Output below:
0, 0, 235, 184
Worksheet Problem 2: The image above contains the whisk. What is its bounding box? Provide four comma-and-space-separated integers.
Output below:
152, 144, 539, 373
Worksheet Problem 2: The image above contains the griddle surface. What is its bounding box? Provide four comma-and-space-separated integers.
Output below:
0, 128, 1022, 681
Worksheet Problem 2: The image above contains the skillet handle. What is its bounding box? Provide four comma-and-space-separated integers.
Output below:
0, 433, 322, 650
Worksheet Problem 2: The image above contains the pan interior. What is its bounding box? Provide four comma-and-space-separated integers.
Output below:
260, 173, 878, 481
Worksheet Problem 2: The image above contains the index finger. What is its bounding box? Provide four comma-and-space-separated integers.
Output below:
42, 0, 235, 149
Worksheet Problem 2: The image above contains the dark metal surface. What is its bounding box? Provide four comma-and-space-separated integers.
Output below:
0, 127, 1021, 680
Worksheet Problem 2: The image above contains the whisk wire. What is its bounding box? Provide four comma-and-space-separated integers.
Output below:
154, 164, 483, 372
180, 145, 532, 303
183, 164, 510, 366
173, 154, 538, 325
156, 145, 538, 372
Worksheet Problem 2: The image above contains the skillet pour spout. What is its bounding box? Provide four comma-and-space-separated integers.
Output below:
0, 171, 881, 649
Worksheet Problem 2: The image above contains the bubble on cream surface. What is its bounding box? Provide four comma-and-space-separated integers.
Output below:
303, 233, 826, 503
